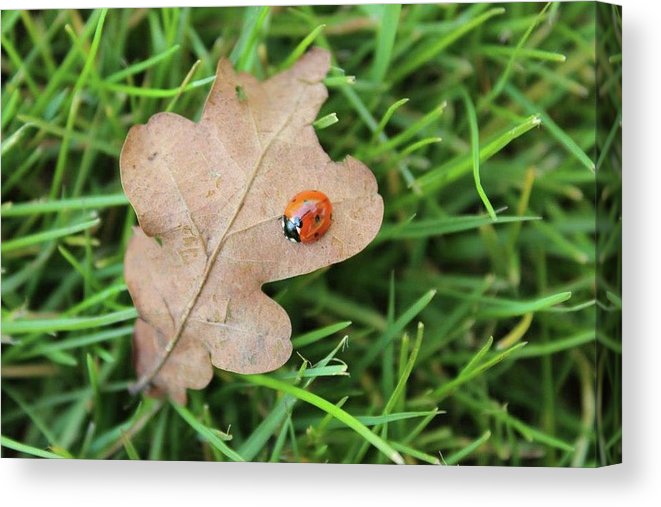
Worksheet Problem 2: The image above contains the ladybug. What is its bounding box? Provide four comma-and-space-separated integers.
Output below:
281, 190, 333, 244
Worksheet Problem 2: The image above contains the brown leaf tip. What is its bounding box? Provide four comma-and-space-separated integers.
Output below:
289, 47, 331, 83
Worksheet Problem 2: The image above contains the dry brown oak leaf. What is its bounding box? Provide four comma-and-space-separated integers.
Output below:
120, 48, 383, 404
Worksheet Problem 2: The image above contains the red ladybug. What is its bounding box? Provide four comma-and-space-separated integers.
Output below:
281, 190, 333, 244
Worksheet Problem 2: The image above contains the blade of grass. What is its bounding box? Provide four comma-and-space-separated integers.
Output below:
456, 393, 575, 453
278, 23, 326, 71
1, 194, 128, 217
460, 336, 493, 376
230, 6, 270, 72
3, 308, 137, 335
21, 325, 134, 360
354, 289, 436, 375
106, 44, 181, 83
353, 323, 426, 463
483, 2, 552, 105
21, 10, 55, 75
376, 215, 540, 242
1, 123, 35, 156
237, 337, 348, 460
170, 402, 245, 462
480, 45, 566, 63
505, 84, 595, 172
309, 409, 441, 430
1, 435, 65, 459
15, 114, 120, 156
596, 111, 622, 170
461, 87, 496, 219
415, 114, 542, 192
50, 8, 108, 200
97, 75, 215, 97
369, 4, 401, 82
514, 330, 594, 358
1, 147, 43, 198
120, 431, 141, 460
391, 7, 505, 82
64, 283, 128, 315
370, 97, 409, 143
367, 102, 446, 158
30, 10, 102, 115
1, 217, 100, 254
244, 374, 405, 464
496, 313, 533, 350
276, 364, 348, 379
165, 59, 202, 112
339, 85, 419, 192
0, 32, 40, 97
400, 137, 443, 158
1, 384, 59, 445
424, 290, 572, 318
384, 323, 425, 416
312, 112, 339, 130
390, 441, 440, 465
292, 320, 352, 348
430, 342, 528, 400
444, 430, 492, 465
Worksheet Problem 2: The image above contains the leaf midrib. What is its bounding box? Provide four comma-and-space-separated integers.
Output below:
131, 77, 311, 393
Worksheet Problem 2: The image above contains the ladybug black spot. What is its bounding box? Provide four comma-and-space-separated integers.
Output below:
315, 215, 320, 223
314, 232, 319, 238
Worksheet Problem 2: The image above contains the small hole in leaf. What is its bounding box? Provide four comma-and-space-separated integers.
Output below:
155, 236, 163, 247
235, 85, 247, 102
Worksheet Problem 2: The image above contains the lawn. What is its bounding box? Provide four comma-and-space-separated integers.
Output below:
1, 3, 621, 465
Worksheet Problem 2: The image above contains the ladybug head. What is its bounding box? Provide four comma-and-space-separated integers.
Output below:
281, 215, 302, 243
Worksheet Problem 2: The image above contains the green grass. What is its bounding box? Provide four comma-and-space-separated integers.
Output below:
1, 3, 621, 466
